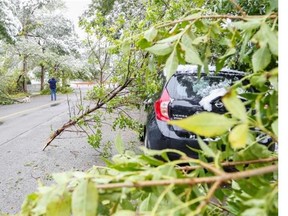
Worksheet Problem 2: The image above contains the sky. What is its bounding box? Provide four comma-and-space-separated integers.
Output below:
63, 0, 91, 38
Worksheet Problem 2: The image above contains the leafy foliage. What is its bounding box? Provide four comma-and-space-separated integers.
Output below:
0, 0, 22, 43
20, 148, 277, 215
0, 0, 85, 97
11, 0, 280, 215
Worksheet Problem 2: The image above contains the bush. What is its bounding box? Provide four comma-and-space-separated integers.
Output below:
40, 86, 74, 95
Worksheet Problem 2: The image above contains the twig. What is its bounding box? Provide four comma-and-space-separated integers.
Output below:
180, 156, 224, 175
64, 129, 86, 133
228, 0, 246, 16
157, 14, 277, 28
179, 157, 278, 171
195, 160, 224, 176
209, 201, 233, 214
221, 157, 277, 167
95, 164, 277, 189
151, 184, 174, 215
193, 180, 222, 215
115, 107, 133, 119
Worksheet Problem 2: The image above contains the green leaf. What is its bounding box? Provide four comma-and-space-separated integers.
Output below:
192, 35, 208, 45
219, 48, 236, 60
197, 136, 216, 158
250, 74, 267, 89
252, 45, 271, 72
148, 54, 156, 72
136, 38, 152, 49
180, 42, 202, 65
216, 48, 236, 72
239, 31, 252, 62
140, 147, 186, 158
144, 26, 158, 42
271, 119, 278, 137
113, 210, 136, 216
270, 0, 278, 10
164, 48, 178, 79
236, 143, 271, 161
139, 154, 164, 166
21, 193, 39, 216
228, 124, 249, 149
32, 187, 64, 215
145, 43, 173, 56
72, 179, 98, 216
52, 173, 72, 185
121, 40, 130, 54
241, 208, 266, 216
181, 31, 194, 46
184, 12, 202, 20
222, 90, 248, 122
254, 23, 278, 56
168, 112, 237, 137
216, 58, 225, 73
269, 68, 278, 91
139, 193, 158, 211
157, 33, 181, 43
46, 192, 71, 216
263, 24, 278, 56
115, 133, 125, 154
233, 19, 262, 30
181, 32, 202, 65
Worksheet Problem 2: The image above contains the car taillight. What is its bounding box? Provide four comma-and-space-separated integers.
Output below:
154, 89, 170, 121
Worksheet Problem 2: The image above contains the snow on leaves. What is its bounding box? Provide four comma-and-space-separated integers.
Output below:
0, 0, 22, 41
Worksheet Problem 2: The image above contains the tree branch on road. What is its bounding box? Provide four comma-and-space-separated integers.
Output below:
43, 78, 133, 150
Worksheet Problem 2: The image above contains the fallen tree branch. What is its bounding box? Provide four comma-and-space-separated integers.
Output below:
42, 78, 133, 150
158, 13, 278, 28
179, 157, 278, 171
95, 164, 277, 189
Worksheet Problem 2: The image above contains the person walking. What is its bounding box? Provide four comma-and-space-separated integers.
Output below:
48, 77, 57, 101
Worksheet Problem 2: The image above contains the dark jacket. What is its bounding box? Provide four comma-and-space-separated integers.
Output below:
48, 78, 57, 89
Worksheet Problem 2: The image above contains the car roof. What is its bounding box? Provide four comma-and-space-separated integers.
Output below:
173, 65, 246, 76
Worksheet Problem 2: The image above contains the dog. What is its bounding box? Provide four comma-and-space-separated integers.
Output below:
22, 95, 31, 103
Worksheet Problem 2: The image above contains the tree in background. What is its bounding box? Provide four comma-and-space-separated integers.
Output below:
0, 0, 22, 43
0, 0, 84, 98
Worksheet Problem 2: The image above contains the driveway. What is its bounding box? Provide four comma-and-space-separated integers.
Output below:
0, 87, 141, 214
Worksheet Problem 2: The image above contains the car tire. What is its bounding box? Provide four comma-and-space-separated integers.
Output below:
138, 124, 145, 142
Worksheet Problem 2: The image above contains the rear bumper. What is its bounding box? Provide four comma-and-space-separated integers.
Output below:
146, 118, 201, 159
145, 114, 275, 160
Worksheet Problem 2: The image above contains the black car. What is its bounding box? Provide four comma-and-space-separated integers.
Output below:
144, 65, 271, 160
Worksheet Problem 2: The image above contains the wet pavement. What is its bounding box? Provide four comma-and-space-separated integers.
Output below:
0, 88, 142, 214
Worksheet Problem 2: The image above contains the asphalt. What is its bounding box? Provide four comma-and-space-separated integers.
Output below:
0, 89, 142, 214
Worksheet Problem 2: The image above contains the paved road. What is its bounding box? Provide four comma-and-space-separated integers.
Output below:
0, 87, 141, 214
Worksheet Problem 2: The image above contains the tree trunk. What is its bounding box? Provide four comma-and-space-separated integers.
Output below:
40, 63, 45, 90
22, 55, 28, 93
100, 70, 103, 87
62, 70, 66, 87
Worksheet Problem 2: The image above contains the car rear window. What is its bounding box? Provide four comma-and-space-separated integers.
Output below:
166, 74, 242, 100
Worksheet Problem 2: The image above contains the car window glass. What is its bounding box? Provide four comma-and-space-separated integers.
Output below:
167, 74, 239, 100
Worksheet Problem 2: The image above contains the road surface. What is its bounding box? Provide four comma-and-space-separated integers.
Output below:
0, 87, 141, 214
